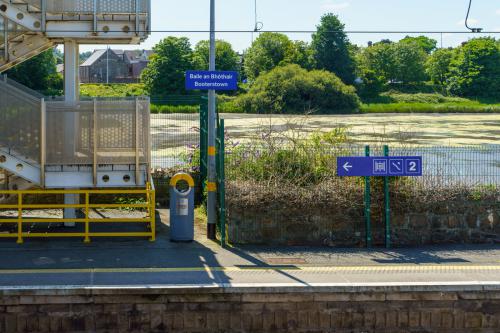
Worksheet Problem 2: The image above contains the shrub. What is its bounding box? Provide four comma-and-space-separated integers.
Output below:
150, 104, 199, 114
235, 64, 360, 114
381, 92, 470, 104
227, 128, 352, 186
80, 84, 146, 97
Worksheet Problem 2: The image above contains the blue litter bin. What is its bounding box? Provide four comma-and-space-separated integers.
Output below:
170, 173, 195, 242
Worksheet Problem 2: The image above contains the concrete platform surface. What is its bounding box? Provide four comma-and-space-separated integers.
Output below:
0, 210, 498, 289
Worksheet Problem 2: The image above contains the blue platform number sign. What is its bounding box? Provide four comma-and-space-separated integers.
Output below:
185, 70, 238, 91
337, 156, 423, 177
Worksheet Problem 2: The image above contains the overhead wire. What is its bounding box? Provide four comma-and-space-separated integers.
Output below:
2, 30, 498, 34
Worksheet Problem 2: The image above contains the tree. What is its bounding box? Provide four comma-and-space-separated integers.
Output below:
141, 37, 193, 96
426, 48, 454, 86
311, 14, 355, 84
6, 49, 62, 93
357, 39, 428, 84
400, 36, 437, 54
243, 32, 297, 81
290, 41, 314, 70
193, 40, 240, 72
236, 64, 360, 114
447, 37, 500, 97
391, 41, 428, 83
54, 48, 64, 64
357, 42, 396, 83
79, 51, 93, 64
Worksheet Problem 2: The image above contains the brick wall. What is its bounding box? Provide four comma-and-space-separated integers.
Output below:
227, 202, 500, 247
0, 286, 499, 332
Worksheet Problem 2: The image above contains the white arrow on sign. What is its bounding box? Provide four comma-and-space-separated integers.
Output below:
343, 162, 353, 172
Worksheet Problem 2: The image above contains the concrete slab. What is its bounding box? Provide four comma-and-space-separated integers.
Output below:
0, 209, 498, 289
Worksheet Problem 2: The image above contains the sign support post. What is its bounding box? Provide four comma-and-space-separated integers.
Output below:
185, 6, 237, 242
364, 146, 372, 248
338, 149, 422, 249
383, 145, 391, 249
207, 0, 217, 240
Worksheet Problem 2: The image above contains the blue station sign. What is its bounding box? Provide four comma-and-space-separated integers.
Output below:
185, 70, 238, 91
337, 156, 423, 177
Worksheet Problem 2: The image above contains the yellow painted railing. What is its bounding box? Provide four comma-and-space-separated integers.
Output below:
0, 183, 155, 244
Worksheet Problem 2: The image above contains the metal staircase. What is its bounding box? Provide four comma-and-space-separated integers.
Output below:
0, 0, 151, 72
0, 0, 152, 191
0, 74, 151, 189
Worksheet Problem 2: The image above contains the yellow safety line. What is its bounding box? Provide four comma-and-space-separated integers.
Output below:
0, 265, 499, 275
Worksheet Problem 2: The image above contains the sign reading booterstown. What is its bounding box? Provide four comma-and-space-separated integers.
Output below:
185, 71, 238, 91
337, 156, 423, 177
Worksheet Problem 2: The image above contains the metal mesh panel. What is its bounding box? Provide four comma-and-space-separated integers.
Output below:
97, 99, 134, 165
45, 0, 149, 13
0, 78, 41, 163
45, 101, 94, 165
390, 146, 500, 187
45, 98, 149, 166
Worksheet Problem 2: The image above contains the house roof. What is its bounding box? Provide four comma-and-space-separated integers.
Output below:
80, 49, 153, 67
124, 50, 153, 63
80, 49, 107, 67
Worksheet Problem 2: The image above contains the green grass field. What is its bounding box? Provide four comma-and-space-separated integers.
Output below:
80, 84, 146, 97
81, 84, 500, 114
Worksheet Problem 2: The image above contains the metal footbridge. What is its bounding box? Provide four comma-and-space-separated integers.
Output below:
0, 1, 154, 239
0, 76, 151, 189
0, 0, 150, 72
0, 0, 151, 190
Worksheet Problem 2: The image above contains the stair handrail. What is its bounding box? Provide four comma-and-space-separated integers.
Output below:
0, 74, 45, 101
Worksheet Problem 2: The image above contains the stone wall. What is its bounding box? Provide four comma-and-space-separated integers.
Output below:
227, 202, 500, 247
0, 285, 499, 332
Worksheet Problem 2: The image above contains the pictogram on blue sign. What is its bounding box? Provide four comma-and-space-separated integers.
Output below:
185, 70, 238, 91
337, 156, 423, 177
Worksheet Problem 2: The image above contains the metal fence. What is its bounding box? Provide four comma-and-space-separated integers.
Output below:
224, 144, 500, 188
218, 139, 500, 247
150, 96, 205, 169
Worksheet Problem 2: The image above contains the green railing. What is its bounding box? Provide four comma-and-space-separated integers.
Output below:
199, 97, 226, 247
216, 117, 226, 247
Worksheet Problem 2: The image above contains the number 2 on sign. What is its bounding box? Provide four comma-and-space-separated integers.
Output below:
406, 159, 420, 174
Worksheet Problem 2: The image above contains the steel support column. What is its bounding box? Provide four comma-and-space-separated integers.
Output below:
63, 40, 80, 226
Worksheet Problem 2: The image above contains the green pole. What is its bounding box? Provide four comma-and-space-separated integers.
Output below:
219, 119, 226, 247
364, 146, 372, 248
383, 145, 391, 249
